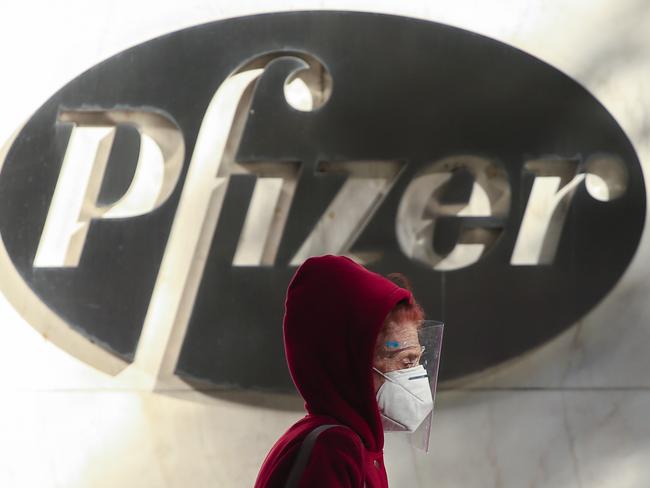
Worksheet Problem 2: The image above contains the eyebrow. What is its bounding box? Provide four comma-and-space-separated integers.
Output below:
382, 345, 421, 357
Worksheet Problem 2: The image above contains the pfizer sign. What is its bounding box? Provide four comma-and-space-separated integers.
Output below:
0, 12, 645, 390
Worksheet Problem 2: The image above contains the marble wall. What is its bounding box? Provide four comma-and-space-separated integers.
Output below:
0, 1, 648, 487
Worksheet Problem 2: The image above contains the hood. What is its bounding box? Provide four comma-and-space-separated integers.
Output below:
283, 255, 412, 451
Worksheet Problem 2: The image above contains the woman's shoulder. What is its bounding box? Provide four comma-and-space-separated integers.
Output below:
254, 415, 366, 488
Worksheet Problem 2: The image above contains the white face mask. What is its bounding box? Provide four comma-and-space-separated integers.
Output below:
374, 365, 434, 433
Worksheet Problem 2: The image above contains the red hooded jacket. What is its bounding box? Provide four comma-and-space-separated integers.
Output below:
254, 255, 412, 487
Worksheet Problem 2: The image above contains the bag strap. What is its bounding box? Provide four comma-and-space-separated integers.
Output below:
285, 424, 362, 488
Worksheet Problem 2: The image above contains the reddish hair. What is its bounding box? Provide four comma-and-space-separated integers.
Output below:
384, 273, 425, 326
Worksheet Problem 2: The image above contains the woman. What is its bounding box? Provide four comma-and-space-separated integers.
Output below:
254, 254, 439, 487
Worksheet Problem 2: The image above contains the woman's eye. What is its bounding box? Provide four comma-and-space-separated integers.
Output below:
401, 355, 417, 366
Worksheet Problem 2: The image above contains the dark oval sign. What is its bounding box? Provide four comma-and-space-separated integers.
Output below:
0, 11, 645, 390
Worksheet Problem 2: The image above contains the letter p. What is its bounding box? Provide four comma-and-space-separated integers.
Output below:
34, 110, 184, 268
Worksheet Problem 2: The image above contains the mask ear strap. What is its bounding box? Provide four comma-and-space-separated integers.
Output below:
373, 367, 392, 382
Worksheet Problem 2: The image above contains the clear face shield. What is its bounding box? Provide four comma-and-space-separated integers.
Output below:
373, 320, 444, 452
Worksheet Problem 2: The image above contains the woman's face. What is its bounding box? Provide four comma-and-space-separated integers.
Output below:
372, 320, 422, 393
